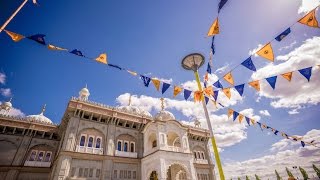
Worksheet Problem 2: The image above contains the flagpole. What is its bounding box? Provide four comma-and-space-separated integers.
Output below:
0, 0, 28, 33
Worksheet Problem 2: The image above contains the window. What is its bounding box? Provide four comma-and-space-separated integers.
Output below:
201, 152, 205, 159
80, 135, 86, 146
194, 152, 197, 159
117, 141, 122, 151
124, 170, 127, 178
120, 170, 123, 178
79, 168, 83, 177
161, 134, 165, 144
124, 142, 128, 152
44, 151, 52, 162
152, 140, 157, 148
70, 167, 76, 177
29, 150, 37, 161
96, 137, 101, 148
37, 151, 44, 161
133, 171, 136, 179
96, 169, 101, 178
84, 168, 88, 177
89, 168, 93, 177
128, 171, 131, 179
113, 170, 117, 178
88, 137, 94, 147
197, 152, 201, 159
130, 142, 135, 152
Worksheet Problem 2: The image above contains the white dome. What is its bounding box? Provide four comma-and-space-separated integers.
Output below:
2, 101, 12, 109
117, 106, 152, 118
79, 87, 90, 96
154, 110, 175, 121
26, 113, 53, 124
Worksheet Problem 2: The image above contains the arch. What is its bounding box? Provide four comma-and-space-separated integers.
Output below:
166, 163, 190, 180
24, 144, 55, 165
0, 140, 18, 165
116, 134, 137, 153
147, 170, 159, 180
167, 132, 180, 147
76, 128, 105, 149
148, 132, 157, 149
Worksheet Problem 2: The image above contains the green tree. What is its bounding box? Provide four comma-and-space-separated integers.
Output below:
255, 174, 261, 180
246, 175, 250, 180
313, 164, 320, 178
286, 167, 294, 178
299, 166, 309, 180
275, 170, 282, 180
238, 178, 241, 180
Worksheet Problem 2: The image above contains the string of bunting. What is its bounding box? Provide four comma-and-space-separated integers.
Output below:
227, 108, 318, 148
205, 5, 319, 91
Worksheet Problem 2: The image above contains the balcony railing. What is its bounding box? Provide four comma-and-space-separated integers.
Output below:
194, 159, 208, 164
115, 150, 137, 158
166, 146, 182, 152
24, 161, 51, 167
76, 146, 103, 155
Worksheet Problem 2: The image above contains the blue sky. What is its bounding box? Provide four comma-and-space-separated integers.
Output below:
1, 0, 320, 179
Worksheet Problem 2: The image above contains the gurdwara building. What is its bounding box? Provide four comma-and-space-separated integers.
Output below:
0, 86, 216, 180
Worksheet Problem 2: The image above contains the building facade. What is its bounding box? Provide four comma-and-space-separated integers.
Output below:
0, 87, 216, 180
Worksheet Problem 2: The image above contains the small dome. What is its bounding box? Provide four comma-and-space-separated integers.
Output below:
154, 110, 175, 121
1, 98, 12, 110
117, 106, 152, 118
26, 104, 53, 125
79, 85, 90, 101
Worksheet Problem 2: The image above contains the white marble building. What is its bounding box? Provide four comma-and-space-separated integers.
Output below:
0, 86, 216, 180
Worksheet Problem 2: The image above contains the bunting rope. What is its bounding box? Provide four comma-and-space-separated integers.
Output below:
206, 5, 320, 91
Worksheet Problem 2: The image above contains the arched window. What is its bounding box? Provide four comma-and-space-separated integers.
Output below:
29, 151, 37, 161
44, 151, 51, 162
152, 140, 157, 148
80, 135, 86, 146
130, 142, 134, 152
124, 142, 128, 152
197, 152, 201, 159
117, 141, 122, 151
37, 151, 44, 161
201, 152, 205, 159
96, 138, 101, 148
88, 137, 94, 147
194, 152, 197, 159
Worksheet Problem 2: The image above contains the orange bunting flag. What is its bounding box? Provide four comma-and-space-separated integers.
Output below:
95, 53, 108, 64
173, 86, 182, 97
238, 114, 244, 123
298, 9, 319, 28
48, 44, 67, 51
4, 30, 24, 42
228, 108, 234, 118
248, 80, 260, 91
223, 72, 235, 85
207, 18, 219, 36
256, 43, 274, 62
250, 119, 255, 125
222, 88, 231, 99
194, 91, 203, 102
281, 72, 293, 81
127, 70, 137, 76
203, 86, 214, 96
204, 72, 209, 82
262, 124, 267, 129
151, 79, 161, 91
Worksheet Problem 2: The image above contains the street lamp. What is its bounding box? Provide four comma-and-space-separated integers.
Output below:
181, 53, 225, 180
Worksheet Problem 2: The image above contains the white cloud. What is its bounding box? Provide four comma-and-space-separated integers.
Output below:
0, 102, 25, 117
298, 0, 320, 13
288, 109, 299, 115
259, 110, 271, 117
0, 73, 5, 84
279, 41, 297, 51
251, 37, 320, 113
0, 88, 12, 97
214, 64, 229, 74
248, 44, 263, 57
223, 129, 320, 179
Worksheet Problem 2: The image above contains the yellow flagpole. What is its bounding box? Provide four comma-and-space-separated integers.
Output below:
0, 0, 28, 33
194, 71, 225, 180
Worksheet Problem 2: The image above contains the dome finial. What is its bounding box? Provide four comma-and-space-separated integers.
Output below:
9, 97, 12, 102
128, 94, 132, 106
160, 98, 165, 111
40, 104, 46, 115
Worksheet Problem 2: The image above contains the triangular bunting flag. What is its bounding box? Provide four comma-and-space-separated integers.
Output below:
234, 84, 245, 96
4, 30, 24, 42
207, 63, 212, 74
27, 34, 46, 45
108, 64, 122, 70
140, 75, 151, 87
238, 114, 244, 123
241, 57, 256, 71
250, 119, 255, 125
194, 91, 203, 102
48, 44, 67, 51
162, 83, 171, 94
70, 49, 84, 57
127, 70, 137, 76
151, 79, 160, 91
256, 43, 274, 62
301, 141, 305, 147
173, 86, 182, 97
274, 130, 279, 135
207, 18, 219, 36
223, 72, 234, 85
222, 88, 231, 99
95, 53, 108, 64
275, 28, 291, 41
281, 132, 289, 139
213, 90, 219, 101
248, 80, 260, 91
213, 80, 223, 89
218, 0, 229, 13
203, 86, 214, 96
281, 72, 293, 81
262, 124, 267, 129
184, 89, 192, 100
245, 117, 250, 126
298, 67, 312, 81
257, 122, 263, 131
211, 36, 215, 55
228, 109, 234, 118
233, 111, 239, 121
298, 9, 319, 28
204, 72, 209, 82
266, 76, 277, 89
205, 96, 209, 105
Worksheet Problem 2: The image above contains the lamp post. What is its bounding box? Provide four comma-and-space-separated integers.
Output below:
0, 0, 28, 33
181, 53, 225, 180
